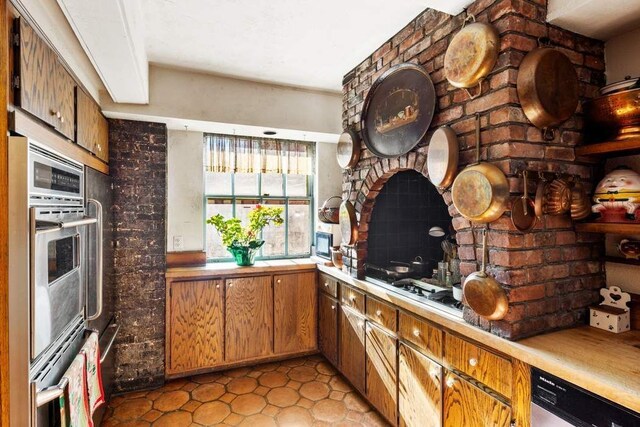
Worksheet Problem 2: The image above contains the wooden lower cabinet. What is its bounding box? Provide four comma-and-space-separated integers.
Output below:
399, 343, 442, 427
274, 272, 317, 353
168, 279, 224, 374
443, 371, 512, 427
225, 275, 273, 361
339, 306, 366, 392
318, 293, 339, 366
366, 322, 398, 425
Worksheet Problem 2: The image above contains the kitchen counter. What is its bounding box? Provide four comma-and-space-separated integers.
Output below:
166, 258, 317, 278
317, 264, 640, 414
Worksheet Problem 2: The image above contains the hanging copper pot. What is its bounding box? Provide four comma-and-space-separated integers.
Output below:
444, 15, 500, 99
336, 129, 361, 170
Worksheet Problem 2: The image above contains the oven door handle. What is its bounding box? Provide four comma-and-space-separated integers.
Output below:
35, 377, 69, 407
86, 199, 103, 321
34, 217, 98, 235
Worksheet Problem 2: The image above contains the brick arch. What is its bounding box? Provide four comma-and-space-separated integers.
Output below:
345, 149, 464, 278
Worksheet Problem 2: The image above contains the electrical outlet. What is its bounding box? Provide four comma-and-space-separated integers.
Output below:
173, 235, 184, 251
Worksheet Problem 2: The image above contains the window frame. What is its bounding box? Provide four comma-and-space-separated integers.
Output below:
204, 171, 315, 262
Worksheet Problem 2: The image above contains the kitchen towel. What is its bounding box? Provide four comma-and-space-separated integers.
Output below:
82, 331, 105, 415
63, 352, 92, 427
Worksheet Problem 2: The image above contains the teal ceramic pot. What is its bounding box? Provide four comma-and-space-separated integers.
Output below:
228, 240, 265, 266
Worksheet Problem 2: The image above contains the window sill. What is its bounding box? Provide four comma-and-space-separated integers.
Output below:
165, 257, 318, 279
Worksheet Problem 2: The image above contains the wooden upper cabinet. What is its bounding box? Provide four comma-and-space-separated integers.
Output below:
168, 279, 224, 374
339, 306, 366, 393
443, 371, 512, 427
399, 343, 442, 427
76, 87, 109, 162
54, 58, 75, 140
225, 276, 273, 361
318, 293, 338, 366
366, 322, 398, 426
15, 17, 56, 127
15, 17, 76, 140
274, 272, 317, 354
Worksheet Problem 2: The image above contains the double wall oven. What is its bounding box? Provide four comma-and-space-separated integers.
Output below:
9, 137, 117, 427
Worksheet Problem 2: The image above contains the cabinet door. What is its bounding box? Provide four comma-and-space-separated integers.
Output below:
318, 293, 338, 366
399, 343, 442, 427
16, 17, 56, 127
225, 276, 273, 361
339, 306, 366, 392
366, 322, 398, 425
443, 371, 511, 427
169, 279, 224, 373
54, 59, 75, 140
274, 272, 317, 354
76, 87, 109, 162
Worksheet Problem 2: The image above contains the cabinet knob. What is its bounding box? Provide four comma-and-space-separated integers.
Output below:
349, 295, 356, 301
375, 310, 382, 316
324, 282, 329, 287
216, 284, 220, 289
446, 376, 455, 388
97, 144, 102, 151
277, 279, 281, 284
331, 305, 335, 310
429, 367, 440, 381
413, 329, 420, 337
469, 358, 478, 367
60, 116, 64, 123
358, 321, 364, 328
228, 283, 233, 288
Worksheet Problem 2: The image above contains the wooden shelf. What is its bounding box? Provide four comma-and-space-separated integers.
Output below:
604, 256, 640, 266
574, 222, 640, 234
575, 137, 640, 157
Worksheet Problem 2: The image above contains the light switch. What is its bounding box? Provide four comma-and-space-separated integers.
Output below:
173, 235, 184, 250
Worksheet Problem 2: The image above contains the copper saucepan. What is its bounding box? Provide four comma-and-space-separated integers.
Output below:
451, 114, 509, 223
463, 229, 509, 321
511, 170, 537, 232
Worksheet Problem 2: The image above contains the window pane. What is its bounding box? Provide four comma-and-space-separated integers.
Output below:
206, 198, 233, 259
287, 174, 308, 196
261, 200, 286, 257
235, 173, 259, 195
236, 199, 261, 225
262, 174, 284, 197
288, 200, 311, 255
205, 172, 231, 195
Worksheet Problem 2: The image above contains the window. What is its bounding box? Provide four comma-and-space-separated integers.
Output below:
204, 133, 314, 261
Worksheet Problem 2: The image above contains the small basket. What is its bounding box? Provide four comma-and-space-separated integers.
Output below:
318, 196, 342, 224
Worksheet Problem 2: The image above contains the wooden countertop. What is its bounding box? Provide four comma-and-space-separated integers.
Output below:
165, 258, 317, 279
317, 264, 640, 414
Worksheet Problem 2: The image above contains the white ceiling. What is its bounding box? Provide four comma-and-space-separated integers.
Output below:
547, 0, 640, 40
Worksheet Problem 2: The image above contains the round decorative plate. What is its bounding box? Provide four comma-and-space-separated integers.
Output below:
361, 63, 436, 158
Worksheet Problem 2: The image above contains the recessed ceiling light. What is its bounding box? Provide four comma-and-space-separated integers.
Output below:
263, 130, 277, 136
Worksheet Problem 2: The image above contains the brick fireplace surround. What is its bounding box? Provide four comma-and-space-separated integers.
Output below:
341, 0, 607, 339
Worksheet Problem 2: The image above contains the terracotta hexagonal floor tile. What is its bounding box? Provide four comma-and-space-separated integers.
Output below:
192, 400, 231, 425
254, 362, 279, 372
181, 382, 198, 392
281, 357, 306, 367
288, 366, 317, 382
152, 410, 192, 427
311, 399, 347, 423
225, 367, 251, 377
191, 372, 221, 384
296, 397, 314, 409
329, 390, 345, 401
216, 375, 233, 385
286, 380, 301, 390
117, 420, 150, 427
159, 378, 188, 391
230, 393, 267, 416
254, 385, 269, 396
100, 418, 120, 427
220, 392, 237, 403
343, 392, 369, 412
145, 390, 163, 401
223, 412, 245, 425
262, 404, 280, 416
276, 406, 313, 426
112, 398, 152, 420
266, 386, 300, 407
316, 374, 331, 383
238, 413, 277, 427
362, 410, 389, 426
276, 366, 290, 373
191, 382, 225, 402
227, 377, 258, 394
153, 390, 190, 412
247, 370, 262, 378
333, 420, 365, 427
316, 361, 337, 376
299, 381, 331, 401
180, 400, 201, 412
346, 410, 364, 422
329, 376, 352, 392
258, 371, 288, 388
141, 409, 163, 422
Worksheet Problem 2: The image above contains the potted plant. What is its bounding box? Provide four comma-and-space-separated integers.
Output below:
207, 204, 284, 266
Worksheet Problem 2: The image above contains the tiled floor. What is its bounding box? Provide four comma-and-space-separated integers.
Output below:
102, 354, 389, 426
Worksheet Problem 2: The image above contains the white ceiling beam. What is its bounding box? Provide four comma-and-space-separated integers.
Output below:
57, 0, 149, 103
548, 0, 640, 40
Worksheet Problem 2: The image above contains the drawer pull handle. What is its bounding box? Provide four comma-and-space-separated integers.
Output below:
413, 329, 420, 337
60, 116, 65, 123
375, 310, 382, 316
324, 282, 329, 287
469, 358, 478, 367
349, 295, 356, 301
429, 367, 440, 381
331, 305, 335, 310
446, 376, 455, 388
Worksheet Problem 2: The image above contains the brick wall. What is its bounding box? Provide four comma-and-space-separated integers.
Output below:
110, 119, 167, 391
341, 0, 607, 339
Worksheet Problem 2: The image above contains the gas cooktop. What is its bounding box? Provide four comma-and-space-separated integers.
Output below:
365, 276, 464, 318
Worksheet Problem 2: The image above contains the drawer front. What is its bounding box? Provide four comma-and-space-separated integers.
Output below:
366, 297, 397, 332
318, 272, 338, 298
340, 283, 365, 314
398, 311, 443, 362
444, 334, 512, 399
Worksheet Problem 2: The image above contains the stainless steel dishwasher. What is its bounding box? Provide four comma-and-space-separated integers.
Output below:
531, 368, 640, 427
